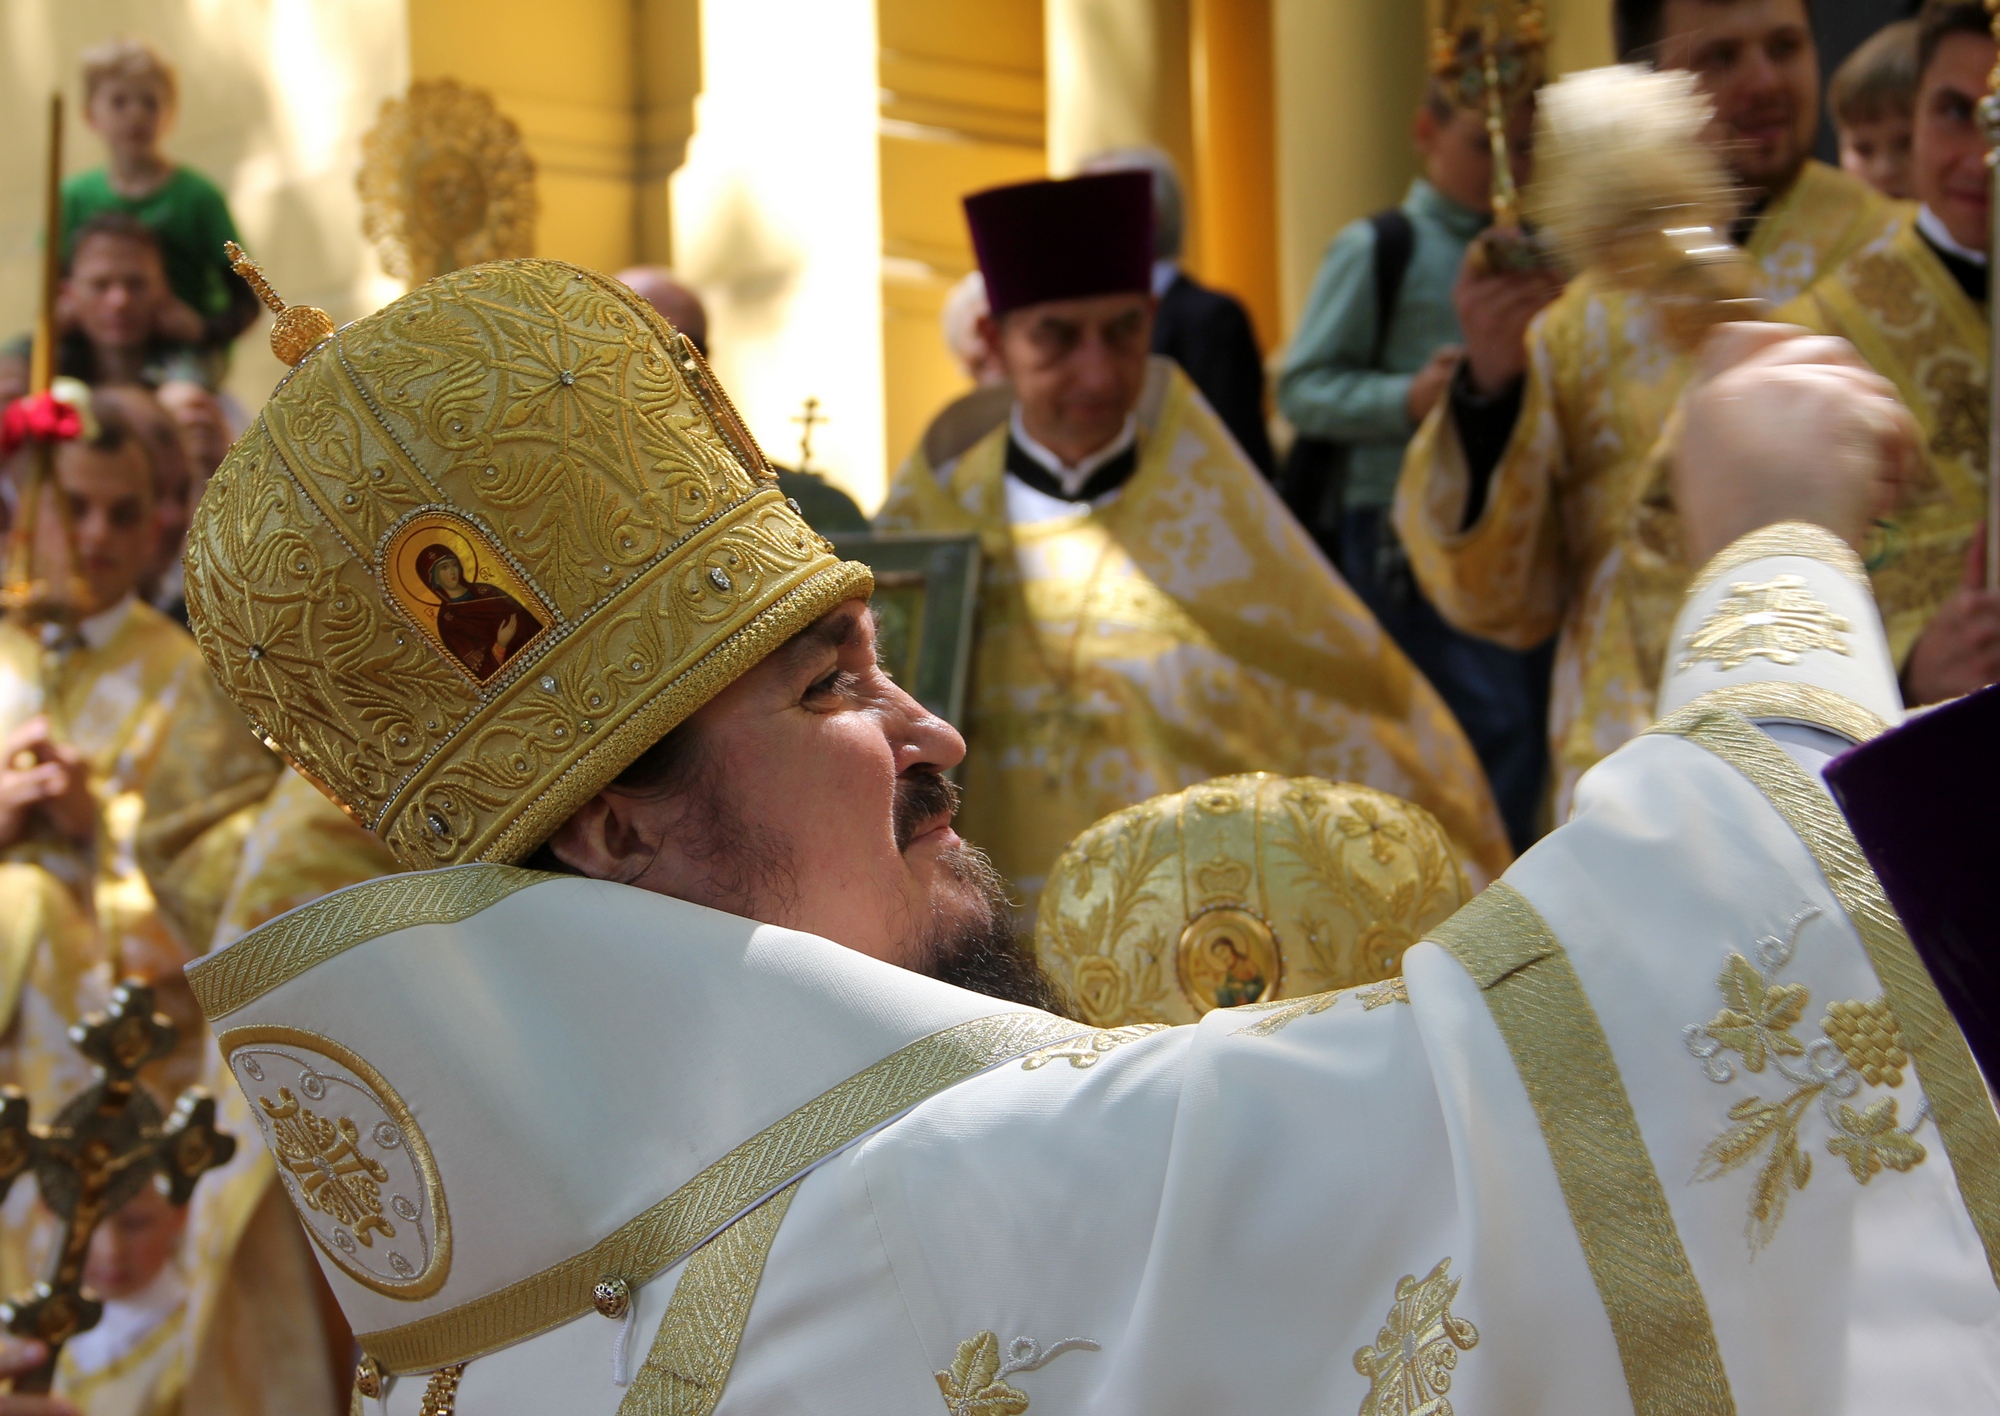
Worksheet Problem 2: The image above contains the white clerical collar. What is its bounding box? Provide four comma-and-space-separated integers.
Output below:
1150, 259, 1180, 297
62, 1262, 187, 1376
1917, 204, 1987, 268
1008, 405, 1139, 500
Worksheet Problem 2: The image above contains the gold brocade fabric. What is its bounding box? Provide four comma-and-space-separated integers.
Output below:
1034, 773, 1472, 1028
879, 362, 1509, 918
0, 603, 276, 988
1776, 212, 1988, 668
183, 259, 871, 869
1396, 160, 1892, 817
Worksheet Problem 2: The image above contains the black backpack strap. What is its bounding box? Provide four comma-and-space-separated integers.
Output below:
1279, 207, 1418, 550
1365, 207, 1416, 366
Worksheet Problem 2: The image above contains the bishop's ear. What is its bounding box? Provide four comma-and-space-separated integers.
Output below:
543, 792, 659, 885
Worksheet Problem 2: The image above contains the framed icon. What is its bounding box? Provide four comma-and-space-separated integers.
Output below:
826, 531, 980, 730
381, 510, 553, 683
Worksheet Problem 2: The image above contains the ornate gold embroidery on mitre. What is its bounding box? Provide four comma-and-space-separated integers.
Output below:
1680, 575, 1852, 671
934, 1331, 1099, 1416
1353, 1258, 1479, 1416
1036, 774, 1471, 1028
183, 260, 871, 867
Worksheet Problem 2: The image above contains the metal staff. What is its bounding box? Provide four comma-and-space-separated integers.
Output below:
1981, 2, 2000, 589
2, 95, 88, 628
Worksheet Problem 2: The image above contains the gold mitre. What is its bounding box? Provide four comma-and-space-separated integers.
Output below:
1035, 773, 1472, 1028
183, 257, 871, 869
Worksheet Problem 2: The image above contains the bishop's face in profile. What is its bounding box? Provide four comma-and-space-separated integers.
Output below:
415, 544, 544, 680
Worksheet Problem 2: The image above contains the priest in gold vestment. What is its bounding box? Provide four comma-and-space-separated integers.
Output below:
0, 391, 375, 1414
879, 173, 1509, 913
1778, 2, 2000, 707
1396, 0, 1894, 817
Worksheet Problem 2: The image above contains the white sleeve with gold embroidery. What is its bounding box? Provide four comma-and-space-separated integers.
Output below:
1655, 520, 1903, 734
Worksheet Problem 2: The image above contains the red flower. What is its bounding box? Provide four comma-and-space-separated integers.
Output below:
0, 392, 84, 459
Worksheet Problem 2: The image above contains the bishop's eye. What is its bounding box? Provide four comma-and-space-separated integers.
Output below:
804, 667, 857, 707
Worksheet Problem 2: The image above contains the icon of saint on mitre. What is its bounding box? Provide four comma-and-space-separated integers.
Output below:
1175, 907, 1282, 1016
384, 514, 551, 682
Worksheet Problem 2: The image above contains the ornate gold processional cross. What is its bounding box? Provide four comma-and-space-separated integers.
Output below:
0, 983, 235, 1393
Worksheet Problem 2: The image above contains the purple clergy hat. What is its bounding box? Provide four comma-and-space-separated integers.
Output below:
1823, 683, 2000, 1084
964, 171, 1153, 317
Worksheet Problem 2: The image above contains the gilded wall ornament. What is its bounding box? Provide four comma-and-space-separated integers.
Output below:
1036, 774, 1471, 1027
358, 78, 538, 285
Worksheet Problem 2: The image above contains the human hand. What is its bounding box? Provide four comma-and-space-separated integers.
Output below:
1673, 323, 1918, 565
154, 296, 205, 346
1405, 345, 1463, 424
496, 613, 519, 650
0, 1337, 76, 1413
0, 719, 94, 850
1453, 252, 1564, 395
1903, 529, 2000, 705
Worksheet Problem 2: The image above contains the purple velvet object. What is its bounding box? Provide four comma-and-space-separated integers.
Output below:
1824, 683, 2000, 1084
964, 171, 1153, 316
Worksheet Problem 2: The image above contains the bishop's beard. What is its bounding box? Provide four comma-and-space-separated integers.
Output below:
895, 770, 1068, 1015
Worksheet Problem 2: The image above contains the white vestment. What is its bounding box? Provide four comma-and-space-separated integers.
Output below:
188, 524, 2000, 1415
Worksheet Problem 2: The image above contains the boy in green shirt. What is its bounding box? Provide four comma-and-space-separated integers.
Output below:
62, 39, 258, 370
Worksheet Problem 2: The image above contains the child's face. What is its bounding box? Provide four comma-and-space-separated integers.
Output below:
86, 75, 170, 156
82, 1184, 186, 1301
1414, 101, 1535, 218
1838, 111, 1914, 200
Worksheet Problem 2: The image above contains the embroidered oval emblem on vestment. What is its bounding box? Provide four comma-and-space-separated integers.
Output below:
218, 1024, 451, 1299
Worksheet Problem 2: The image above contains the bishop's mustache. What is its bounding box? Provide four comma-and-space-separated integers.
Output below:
895, 770, 961, 852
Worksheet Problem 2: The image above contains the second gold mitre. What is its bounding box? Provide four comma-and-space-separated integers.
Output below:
184, 258, 871, 867
1036, 773, 1473, 1027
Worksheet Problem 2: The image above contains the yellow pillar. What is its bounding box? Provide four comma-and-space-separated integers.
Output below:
1270, 0, 1426, 348
635, 0, 703, 266
671, 0, 886, 506
878, 0, 1047, 475
407, 0, 639, 276
1044, 0, 1197, 226
1189, 0, 1279, 346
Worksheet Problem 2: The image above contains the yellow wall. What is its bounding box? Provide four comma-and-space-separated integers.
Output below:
671, 0, 886, 504
0, 0, 408, 415
878, 0, 1046, 474
405, 0, 698, 273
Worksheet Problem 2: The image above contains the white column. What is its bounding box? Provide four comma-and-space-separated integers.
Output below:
670, 0, 886, 507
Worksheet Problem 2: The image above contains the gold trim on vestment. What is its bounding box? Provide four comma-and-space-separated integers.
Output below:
356, 1010, 1091, 1374
216, 1024, 454, 1300
617, 1180, 799, 1415
188, 864, 559, 1022
1661, 683, 1888, 745
1431, 883, 1737, 1416
1649, 704, 2000, 1287
1684, 521, 1870, 599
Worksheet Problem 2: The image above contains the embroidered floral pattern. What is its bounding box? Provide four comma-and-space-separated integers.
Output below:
1685, 906, 1928, 1249
1360, 976, 1410, 1010
1019, 1025, 1166, 1071
1353, 1258, 1479, 1416
260, 1087, 394, 1245
1680, 576, 1852, 670
935, 1332, 1099, 1416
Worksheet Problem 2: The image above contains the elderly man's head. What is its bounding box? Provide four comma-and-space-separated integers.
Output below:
540, 598, 1058, 1007
966, 172, 1156, 466
616, 266, 709, 354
